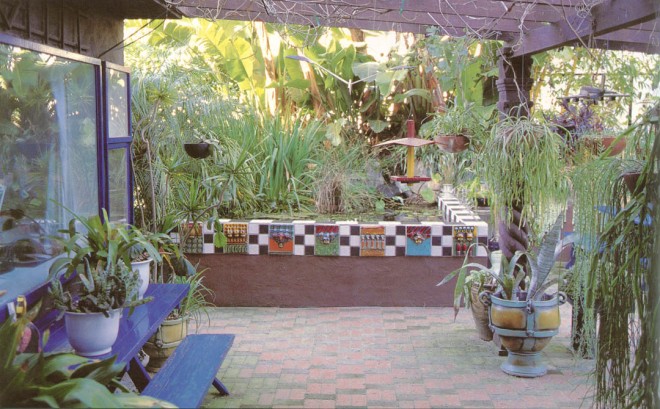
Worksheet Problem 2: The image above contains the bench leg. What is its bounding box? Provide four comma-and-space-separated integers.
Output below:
127, 357, 152, 392
212, 378, 230, 396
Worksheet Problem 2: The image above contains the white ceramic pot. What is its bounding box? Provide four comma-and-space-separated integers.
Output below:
64, 309, 121, 357
131, 258, 152, 299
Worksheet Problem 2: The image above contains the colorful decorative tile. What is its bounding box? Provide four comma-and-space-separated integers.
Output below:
315, 225, 339, 256
269, 224, 294, 254
452, 226, 478, 256
183, 236, 204, 254
222, 222, 248, 254
405, 226, 432, 256
360, 226, 385, 257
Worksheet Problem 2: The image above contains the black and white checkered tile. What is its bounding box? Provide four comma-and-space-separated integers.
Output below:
194, 217, 488, 257
438, 192, 482, 223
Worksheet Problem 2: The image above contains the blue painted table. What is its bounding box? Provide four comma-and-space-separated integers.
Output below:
41, 283, 189, 391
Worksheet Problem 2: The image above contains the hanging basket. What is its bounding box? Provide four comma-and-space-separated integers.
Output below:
434, 134, 470, 153
622, 172, 642, 195
184, 143, 212, 159
581, 136, 626, 156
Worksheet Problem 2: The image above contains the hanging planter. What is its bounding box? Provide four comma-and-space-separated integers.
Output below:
434, 134, 470, 153
184, 143, 212, 159
580, 135, 626, 156
622, 171, 642, 195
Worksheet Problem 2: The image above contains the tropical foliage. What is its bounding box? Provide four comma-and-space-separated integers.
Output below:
0, 317, 174, 408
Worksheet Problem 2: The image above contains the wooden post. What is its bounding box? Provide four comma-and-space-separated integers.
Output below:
496, 47, 534, 118
406, 120, 416, 181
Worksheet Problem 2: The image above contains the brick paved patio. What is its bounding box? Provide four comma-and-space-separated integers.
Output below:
198, 305, 594, 408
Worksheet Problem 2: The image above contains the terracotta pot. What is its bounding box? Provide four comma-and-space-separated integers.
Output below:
622, 172, 642, 195
470, 283, 493, 341
184, 143, 212, 159
582, 136, 626, 156
434, 134, 470, 153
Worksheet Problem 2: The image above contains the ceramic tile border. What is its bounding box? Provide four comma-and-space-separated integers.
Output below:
175, 193, 488, 257
179, 219, 487, 258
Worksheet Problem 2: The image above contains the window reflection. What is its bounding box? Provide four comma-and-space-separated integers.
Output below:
108, 148, 129, 223
0, 43, 99, 302
108, 69, 129, 138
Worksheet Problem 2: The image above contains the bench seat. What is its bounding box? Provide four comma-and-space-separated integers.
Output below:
142, 334, 234, 408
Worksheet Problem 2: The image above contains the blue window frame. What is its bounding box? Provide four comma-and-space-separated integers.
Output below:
0, 35, 133, 321
103, 62, 133, 224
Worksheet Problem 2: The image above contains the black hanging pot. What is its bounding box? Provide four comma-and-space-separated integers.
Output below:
184, 143, 212, 159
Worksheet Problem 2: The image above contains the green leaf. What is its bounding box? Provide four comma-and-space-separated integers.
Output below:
393, 89, 431, 103
284, 78, 311, 90
420, 187, 436, 203
214, 231, 227, 248
367, 119, 388, 133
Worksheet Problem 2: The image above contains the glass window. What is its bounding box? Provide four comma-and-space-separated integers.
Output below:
0, 41, 100, 304
107, 68, 129, 139
108, 148, 129, 223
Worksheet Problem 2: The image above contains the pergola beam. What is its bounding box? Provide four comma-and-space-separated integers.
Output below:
174, 0, 659, 55
511, 0, 659, 57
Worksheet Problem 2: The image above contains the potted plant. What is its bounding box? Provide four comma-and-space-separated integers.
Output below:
480, 215, 567, 378
142, 267, 213, 371
479, 114, 568, 261
0, 317, 174, 407
548, 100, 625, 159
49, 208, 170, 299
49, 259, 152, 357
437, 244, 501, 341
420, 103, 494, 153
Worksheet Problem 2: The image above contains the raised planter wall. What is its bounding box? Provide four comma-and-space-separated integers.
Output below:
185, 193, 490, 307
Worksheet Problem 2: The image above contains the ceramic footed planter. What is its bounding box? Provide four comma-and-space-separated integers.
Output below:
143, 315, 189, 372
131, 258, 152, 299
64, 309, 121, 357
481, 290, 566, 377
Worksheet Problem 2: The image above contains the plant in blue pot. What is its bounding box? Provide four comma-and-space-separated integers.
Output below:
479, 214, 567, 377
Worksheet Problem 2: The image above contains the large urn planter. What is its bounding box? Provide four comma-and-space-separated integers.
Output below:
64, 309, 122, 357
481, 290, 566, 377
143, 315, 189, 372
131, 258, 152, 299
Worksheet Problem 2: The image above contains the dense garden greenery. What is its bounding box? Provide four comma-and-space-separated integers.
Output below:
124, 19, 659, 408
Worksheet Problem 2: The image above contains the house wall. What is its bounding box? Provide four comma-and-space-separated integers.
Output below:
0, 0, 124, 64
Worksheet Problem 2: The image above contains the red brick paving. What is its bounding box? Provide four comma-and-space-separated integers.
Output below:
201, 305, 594, 408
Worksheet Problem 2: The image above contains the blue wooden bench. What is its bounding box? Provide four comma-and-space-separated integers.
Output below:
142, 334, 235, 408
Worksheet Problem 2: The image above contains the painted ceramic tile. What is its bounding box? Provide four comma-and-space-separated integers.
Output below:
222, 222, 248, 254
452, 226, 478, 256
405, 226, 432, 256
360, 226, 385, 257
269, 224, 294, 254
183, 236, 204, 254
315, 225, 339, 256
